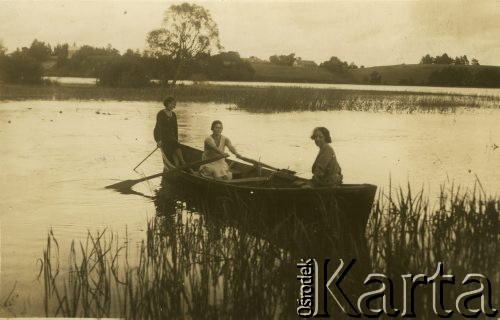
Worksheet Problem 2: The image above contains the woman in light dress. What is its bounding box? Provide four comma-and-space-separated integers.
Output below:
199, 120, 241, 180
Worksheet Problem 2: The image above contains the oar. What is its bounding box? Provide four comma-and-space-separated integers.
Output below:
106, 154, 227, 191
237, 155, 296, 175
133, 146, 159, 172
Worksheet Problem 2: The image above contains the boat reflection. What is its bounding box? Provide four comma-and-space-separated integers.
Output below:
152, 177, 373, 318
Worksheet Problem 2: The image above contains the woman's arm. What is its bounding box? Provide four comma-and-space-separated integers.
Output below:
153, 112, 163, 146
225, 138, 241, 157
173, 112, 179, 141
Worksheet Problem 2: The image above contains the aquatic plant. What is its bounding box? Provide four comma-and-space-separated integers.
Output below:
366, 182, 499, 317
1, 83, 498, 112
38, 206, 296, 318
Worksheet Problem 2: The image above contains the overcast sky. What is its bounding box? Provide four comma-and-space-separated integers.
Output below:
1, 0, 499, 67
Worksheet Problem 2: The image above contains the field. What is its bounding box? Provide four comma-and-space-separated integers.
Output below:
249, 62, 500, 86
350, 64, 500, 85
250, 62, 347, 83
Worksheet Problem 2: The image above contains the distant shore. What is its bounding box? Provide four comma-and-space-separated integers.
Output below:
41, 63, 500, 89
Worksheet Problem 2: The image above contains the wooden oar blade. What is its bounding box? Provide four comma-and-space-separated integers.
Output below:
105, 172, 164, 190
105, 180, 146, 195
105, 179, 136, 190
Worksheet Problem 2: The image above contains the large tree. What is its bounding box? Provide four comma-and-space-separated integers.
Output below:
269, 53, 296, 66
420, 54, 433, 64
434, 53, 453, 65
146, 2, 221, 85
27, 39, 52, 61
320, 56, 349, 73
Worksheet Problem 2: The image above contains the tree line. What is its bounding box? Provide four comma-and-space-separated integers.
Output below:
420, 53, 479, 66
0, 40, 255, 86
0, 40, 361, 87
0, 40, 364, 86
268, 53, 361, 71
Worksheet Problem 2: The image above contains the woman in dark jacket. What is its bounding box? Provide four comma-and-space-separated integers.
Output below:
153, 97, 186, 167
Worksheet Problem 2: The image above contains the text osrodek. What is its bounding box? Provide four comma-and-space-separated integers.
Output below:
297, 259, 497, 318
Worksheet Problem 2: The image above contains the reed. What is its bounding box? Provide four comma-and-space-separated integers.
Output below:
38, 205, 296, 318
1, 83, 498, 112
367, 182, 499, 276
366, 182, 499, 317
0, 282, 18, 317
36, 183, 499, 318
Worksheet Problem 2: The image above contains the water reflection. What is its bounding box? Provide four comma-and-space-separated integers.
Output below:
149, 178, 499, 319
151, 177, 373, 318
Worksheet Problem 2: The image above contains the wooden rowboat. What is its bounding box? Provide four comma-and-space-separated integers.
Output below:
160, 144, 377, 238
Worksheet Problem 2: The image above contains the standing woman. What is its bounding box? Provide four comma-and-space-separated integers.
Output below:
200, 120, 241, 180
153, 97, 186, 168
310, 127, 343, 186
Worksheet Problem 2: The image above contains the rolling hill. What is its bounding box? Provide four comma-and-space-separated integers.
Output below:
249, 62, 500, 87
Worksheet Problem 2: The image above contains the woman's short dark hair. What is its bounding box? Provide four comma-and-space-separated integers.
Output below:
211, 120, 223, 130
310, 127, 332, 143
163, 96, 176, 107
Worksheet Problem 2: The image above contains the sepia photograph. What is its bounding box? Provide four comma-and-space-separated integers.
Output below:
0, 0, 499, 318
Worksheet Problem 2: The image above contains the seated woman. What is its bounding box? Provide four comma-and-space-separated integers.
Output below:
199, 120, 241, 180
311, 127, 343, 186
299, 127, 343, 187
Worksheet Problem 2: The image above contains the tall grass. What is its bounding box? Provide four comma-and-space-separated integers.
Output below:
39, 204, 296, 318
37, 183, 499, 318
367, 183, 499, 317
1, 83, 498, 112
0, 282, 18, 317
227, 87, 497, 112
367, 183, 498, 276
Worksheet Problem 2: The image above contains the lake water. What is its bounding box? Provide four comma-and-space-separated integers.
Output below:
1, 100, 499, 316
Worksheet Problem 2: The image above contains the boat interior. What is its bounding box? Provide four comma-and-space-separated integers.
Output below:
180, 144, 304, 188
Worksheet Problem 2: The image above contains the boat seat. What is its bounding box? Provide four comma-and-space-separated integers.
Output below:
225, 177, 269, 184
229, 167, 256, 179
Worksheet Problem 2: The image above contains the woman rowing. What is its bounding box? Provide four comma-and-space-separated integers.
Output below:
199, 120, 242, 180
